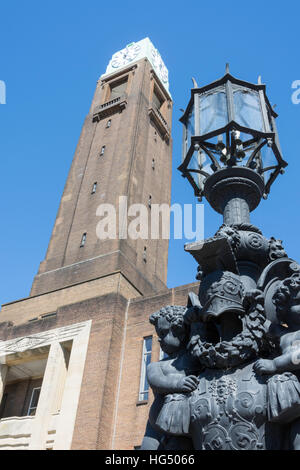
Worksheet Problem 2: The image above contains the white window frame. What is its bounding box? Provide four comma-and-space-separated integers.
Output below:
27, 387, 41, 416
138, 336, 152, 402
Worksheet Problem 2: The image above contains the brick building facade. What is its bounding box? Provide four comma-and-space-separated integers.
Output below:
0, 38, 198, 449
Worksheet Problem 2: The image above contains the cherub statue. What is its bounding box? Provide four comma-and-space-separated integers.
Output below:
254, 273, 300, 448
140, 305, 200, 450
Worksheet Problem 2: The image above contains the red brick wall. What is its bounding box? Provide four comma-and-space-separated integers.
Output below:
0, 281, 198, 449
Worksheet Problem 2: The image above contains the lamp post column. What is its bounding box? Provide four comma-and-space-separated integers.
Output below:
223, 196, 250, 225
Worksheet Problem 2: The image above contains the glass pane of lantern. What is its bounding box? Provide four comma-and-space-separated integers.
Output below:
188, 150, 213, 191
187, 106, 195, 148
233, 90, 263, 131
260, 144, 278, 183
199, 90, 228, 135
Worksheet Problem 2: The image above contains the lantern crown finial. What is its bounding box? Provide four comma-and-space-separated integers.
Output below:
191, 77, 198, 88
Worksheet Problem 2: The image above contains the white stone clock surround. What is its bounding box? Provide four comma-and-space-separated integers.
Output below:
102, 37, 170, 96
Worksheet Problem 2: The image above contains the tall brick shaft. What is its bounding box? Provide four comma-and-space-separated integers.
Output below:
0, 38, 197, 450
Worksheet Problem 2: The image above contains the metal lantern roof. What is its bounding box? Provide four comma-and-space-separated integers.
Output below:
178, 69, 288, 199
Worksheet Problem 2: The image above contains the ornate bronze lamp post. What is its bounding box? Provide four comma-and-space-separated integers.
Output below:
141, 69, 300, 451
178, 67, 287, 225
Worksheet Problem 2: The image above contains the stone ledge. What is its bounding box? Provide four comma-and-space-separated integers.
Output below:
92, 94, 127, 121
148, 106, 170, 143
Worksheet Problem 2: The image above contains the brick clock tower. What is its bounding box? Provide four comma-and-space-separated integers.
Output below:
0, 38, 197, 450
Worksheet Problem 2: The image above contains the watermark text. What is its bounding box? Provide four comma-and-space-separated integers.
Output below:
0, 80, 6, 104
95, 197, 204, 242
291, 80, 300, 104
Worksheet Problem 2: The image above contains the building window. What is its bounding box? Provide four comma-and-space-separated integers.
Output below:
100, 145, 105, 157
143, 246, 147, 263
138, 336, 152, 401
152, 158, 155, 170
28, 317, 39, 323
0, 393, 7, 419
91, 182, 97, 194
148, 195, 152, 208
109, 78, 128, 100
27, 387, 41, 416
152, 88, 164, 113
80, 233, 87, 247
41, 312, 57, 319
106, 119, 111, 128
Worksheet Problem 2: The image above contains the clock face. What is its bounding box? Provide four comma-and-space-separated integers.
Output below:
111, 44, 141, 68
151, 47, 168, 84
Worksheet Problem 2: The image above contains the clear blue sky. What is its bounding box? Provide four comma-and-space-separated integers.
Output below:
0, 0, 299, 306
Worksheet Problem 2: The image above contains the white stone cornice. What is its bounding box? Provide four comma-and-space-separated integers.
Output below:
0, 321, 91, 356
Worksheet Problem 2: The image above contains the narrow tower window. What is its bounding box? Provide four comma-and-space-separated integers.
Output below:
109, 78, 128, 100
139, 336, 152, 401
148, 195, 152, 208
91, 182, 97, 194
152, 88, 164, 112
106, 119, 111, 128
100, 146, 105, 157
80, 233, 87, 247
143, 246, 147, 263
152, 159, 155, 170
